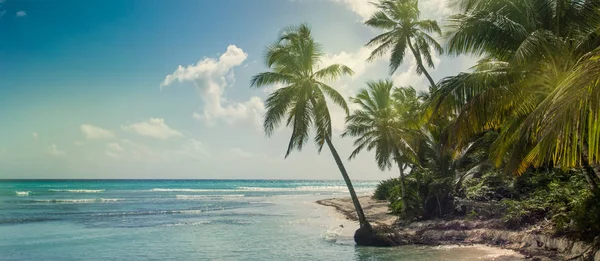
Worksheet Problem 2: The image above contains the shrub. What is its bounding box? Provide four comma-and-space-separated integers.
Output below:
568, 189, 600, 241
373, 178, 403, 200
386, 168, 455, 220
463, 170, 515, 201
501, 169, 599, 240
388, 180, 424, 219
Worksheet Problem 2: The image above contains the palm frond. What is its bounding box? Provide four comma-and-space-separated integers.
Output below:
313, 64, 354, 81
263, 86, 296, 136
365, 11, 397, 29
317, 82, 350, 115
250, 72, 294, 88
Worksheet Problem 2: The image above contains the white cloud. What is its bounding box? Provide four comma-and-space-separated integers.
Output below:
162, 45, 265, 128
161, 45, 247, 88
105, 151, 121, 159
121, 118, 182, 139
328, 0, 377, 21
119, 139, 150, 160
16, 11, 26, 17
80, 124, 115, 140
420, 0, 453, 19
321, 46, 377, 79
105, 142, 125, 159
192, 112, 202, 120
73, 141, 85, 146
104, 138, 208, 162
230, 148, 254, 159
194, 96, 265, 128
32, 132, 38, 139
102, 140, 153, 160
328, 0, 452, 22
48, 144, 66, 157
107, 142, 125, 152
178, 139, 210, 160
262, 82, 286, 93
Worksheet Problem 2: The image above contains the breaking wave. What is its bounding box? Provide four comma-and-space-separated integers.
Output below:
150, 186, 372, 193
49, 189, 105, 193
15, 191, 31, 196
92, 209, 204, 217
149, 188, 225, 192
0, 217, 60, 225
175, 195, 245, 200
34, 198, 121, 203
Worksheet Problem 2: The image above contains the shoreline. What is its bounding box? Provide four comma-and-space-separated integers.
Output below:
317, 196, 600, 261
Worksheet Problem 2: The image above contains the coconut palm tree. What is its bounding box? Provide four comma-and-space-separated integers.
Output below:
343, 80, 419, 216
249, 24, 376, 236
364, 0, 443, 88
431, 0, 600, 189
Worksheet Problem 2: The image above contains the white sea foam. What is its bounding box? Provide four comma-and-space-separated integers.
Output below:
433, 244, 524, 259
161, 220, 211, 227
324, 225, 345, 242
34, 198, 121, 203
15, 191, 31, 196
238, 186, 373, 192
176, 209, 203, 214
175, 194, 244, 200
99, 198, 121, 202
93, 209, 203, 217
150, 186, 373, 193
150, 188, 225, 192
49, 189, 105, 193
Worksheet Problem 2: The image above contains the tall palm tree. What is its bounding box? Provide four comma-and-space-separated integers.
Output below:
343, 80, 419, 216
249, 24, 374, 233
364, 0, 443, 89
431, 0, 600, 189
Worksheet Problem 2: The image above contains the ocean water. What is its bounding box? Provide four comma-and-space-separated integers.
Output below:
0, 180, 520, 260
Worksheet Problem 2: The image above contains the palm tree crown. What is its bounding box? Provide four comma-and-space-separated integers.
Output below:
344, 81, 421, 216
365, 0, 443, 88
344, 81, 417, 170
250, 24, 354, 156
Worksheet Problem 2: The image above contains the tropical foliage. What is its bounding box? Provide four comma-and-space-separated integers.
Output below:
343, 81, 419, 216
364, 0, 600, 240
252, 0, 600, 244
365, 0, 443, 88
432, 0, 600, 178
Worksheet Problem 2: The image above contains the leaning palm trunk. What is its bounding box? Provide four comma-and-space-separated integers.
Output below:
253, 24, 396, 246
325, 137, 400, 247
324, 137, 370, 228
407, 37, 436, 89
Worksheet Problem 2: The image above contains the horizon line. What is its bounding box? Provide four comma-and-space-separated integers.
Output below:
0, 178, 379, 181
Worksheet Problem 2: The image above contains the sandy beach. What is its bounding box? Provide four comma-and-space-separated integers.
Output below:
317, 196, 600, 261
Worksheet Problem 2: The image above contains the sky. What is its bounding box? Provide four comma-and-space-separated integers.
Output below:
0, 0, 477, 180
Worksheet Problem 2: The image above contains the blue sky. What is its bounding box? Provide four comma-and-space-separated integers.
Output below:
0, 0, 476, 179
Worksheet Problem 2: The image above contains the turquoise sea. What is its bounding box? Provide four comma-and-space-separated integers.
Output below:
0, 180, 519, 260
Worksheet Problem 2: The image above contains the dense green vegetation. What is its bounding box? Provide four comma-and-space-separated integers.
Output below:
364, 0, 600, 242
252, 0, 600, 244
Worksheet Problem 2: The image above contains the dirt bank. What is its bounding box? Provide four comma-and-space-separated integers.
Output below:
317, 196, 600, 261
